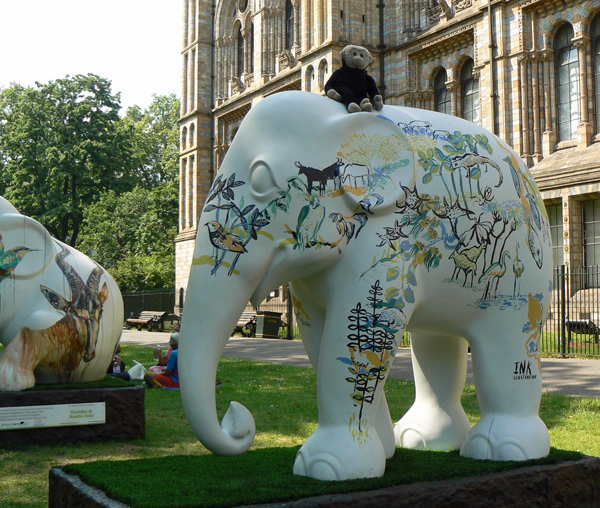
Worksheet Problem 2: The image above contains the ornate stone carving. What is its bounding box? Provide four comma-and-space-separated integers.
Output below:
231, 77, 245, 95
454, 0, 472, 12
439, 0, 452, 18
278, 49, 298, 70
426, 5, 442, 26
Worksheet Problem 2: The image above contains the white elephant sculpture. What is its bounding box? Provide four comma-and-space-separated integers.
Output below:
179, 91, 552, 481
0, 197, 123, 391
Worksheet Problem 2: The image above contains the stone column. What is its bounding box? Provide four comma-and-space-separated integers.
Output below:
541, 49, 555, 158
215, 38, 223, 103
242, 29, 250, 76
180, 157, 187, 231
315, 0, 323, 45
519, 55, 532, 166
531, 54, 542, 163
269, 8, 276, 78
446, 79, 459, 117
574, 36, 592, 149
301, 0, 311, 53
292, 0, 301, 56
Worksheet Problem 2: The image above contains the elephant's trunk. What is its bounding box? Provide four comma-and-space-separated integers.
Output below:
179, 260, 257, 456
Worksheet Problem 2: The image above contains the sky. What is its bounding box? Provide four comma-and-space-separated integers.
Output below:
0, 0, 183, 112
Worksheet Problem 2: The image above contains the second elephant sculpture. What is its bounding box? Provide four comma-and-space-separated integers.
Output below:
0, 197, 123, 391
179, 91, 552, 481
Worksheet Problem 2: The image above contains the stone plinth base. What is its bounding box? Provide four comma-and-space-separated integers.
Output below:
0, 385, 145, 445
49, 456, 600, 508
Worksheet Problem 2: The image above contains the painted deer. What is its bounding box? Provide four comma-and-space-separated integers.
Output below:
0, 196, 123, 391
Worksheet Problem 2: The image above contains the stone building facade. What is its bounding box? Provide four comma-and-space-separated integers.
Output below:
176, 0, 600, 300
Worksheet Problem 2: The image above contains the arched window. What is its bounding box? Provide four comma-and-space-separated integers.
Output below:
555, 23, 580, 141
182, 127, 187, 150
434, 69, 451, 115
305, 66, 314, 92
318, 59, 328, 91
189, 123, 195, 148
592, 14, 600, 134
237, 26, 244, 78
286, 0, 295, 50
461, 59, 479, 123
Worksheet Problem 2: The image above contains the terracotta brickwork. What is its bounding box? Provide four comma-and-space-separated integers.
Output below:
176, 0, 600, 293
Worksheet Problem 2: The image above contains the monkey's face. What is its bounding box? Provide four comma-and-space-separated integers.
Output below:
341, 45, 372, 70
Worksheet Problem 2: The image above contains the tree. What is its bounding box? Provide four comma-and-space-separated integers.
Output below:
77, 95, 181, 291
123, 93, 180, 186
78, 181, 178, 291
0, 75, 135, 245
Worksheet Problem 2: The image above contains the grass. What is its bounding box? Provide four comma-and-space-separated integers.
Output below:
64, 448, 581, 508
0, 344, 598, 507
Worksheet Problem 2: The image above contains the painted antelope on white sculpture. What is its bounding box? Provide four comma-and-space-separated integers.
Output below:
0, 197, 123, 391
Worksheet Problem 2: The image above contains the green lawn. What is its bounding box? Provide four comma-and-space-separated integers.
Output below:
0, 344, 599, 507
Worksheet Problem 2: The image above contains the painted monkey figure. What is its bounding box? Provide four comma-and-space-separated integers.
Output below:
325, 45, 383, 113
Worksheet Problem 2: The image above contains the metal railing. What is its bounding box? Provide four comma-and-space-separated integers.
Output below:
545, 265, 600, 358
122, 289, 177, 322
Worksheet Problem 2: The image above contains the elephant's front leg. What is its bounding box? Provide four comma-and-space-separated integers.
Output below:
0, 329, 42, 391
293, 297, 398, 480
291, 279, 396, 465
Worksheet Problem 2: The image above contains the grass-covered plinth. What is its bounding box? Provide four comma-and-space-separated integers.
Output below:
58, 447, 583, 508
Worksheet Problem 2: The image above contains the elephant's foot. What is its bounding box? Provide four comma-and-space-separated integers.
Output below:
293, 422, 386, 481
394, 403, 471, 451
460, 414, 550, 461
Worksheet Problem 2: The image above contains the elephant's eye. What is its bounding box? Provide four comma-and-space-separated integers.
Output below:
249, 161, 277, 198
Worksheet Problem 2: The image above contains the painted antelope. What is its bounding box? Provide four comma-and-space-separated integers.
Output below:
41, 247, 109, 364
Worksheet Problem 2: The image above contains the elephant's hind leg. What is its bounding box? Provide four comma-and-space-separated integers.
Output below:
394, 333, 471, 451
461, 325, 549, 461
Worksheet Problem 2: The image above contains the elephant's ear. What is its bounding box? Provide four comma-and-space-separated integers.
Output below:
0, 212, 56, 280
330, 108, 417, 217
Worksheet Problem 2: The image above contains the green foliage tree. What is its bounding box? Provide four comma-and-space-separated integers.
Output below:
78, 182, 178, 291
123, 93, 180, 186
78, 94, 180, 292
0, 74, 135, 245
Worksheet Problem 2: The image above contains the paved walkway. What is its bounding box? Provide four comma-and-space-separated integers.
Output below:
120, 329, 600, 398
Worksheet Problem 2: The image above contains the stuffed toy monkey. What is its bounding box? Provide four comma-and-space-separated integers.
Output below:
324, 45, 383, 113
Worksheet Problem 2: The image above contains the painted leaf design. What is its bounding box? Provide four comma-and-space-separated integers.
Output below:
241, 205, 255, 216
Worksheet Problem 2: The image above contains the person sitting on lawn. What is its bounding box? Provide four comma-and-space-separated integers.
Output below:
144, 333, 180, 389
148, 333, 177, 374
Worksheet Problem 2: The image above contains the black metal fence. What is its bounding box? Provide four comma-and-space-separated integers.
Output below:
545, 265, 600, 358
122, 289, 177, 322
